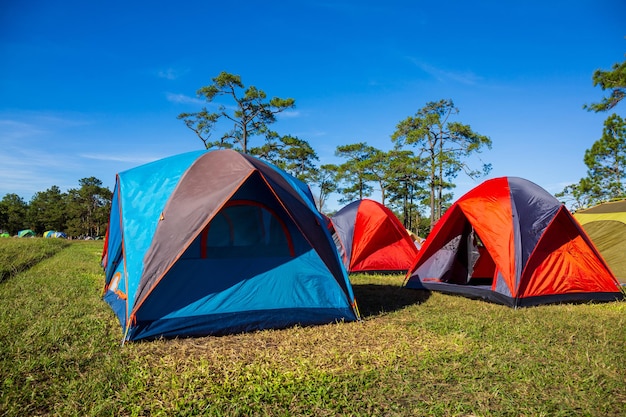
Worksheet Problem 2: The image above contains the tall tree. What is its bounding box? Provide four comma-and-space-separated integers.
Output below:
558, 114, 626, 207
384, 150, 429, 233
558, 54, 626, 209
366, 149, 392, 205
584, 55, 626, 112
584, 114, 626, 198
0, 194, 28, 235
28, 186, 67, 234
250, 134, 319, 182
334, 143, 378, 204
65, 177, 112, 237
392, 99, 492, 226
177, 71, 296, 154
311, 164, 339, 213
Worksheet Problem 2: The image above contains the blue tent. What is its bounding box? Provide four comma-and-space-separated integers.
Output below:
101, 149, 359, 342
44, 231, 67, 238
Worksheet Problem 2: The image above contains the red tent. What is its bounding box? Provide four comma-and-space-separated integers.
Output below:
404, 177, 624, 307
331, 199, 419, 273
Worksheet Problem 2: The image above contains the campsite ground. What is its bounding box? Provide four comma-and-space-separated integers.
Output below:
1, 240, 625, 416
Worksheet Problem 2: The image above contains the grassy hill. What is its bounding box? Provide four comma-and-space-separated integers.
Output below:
0, 240, 624, 416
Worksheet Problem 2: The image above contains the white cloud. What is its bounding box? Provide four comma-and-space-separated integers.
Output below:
0, 111, 112, 198
155, 67, 189, 80
277, 110, 300, 119
0, 147, 87, 199
409, 59, 482, 85
165, 92, 205, 105
0, 119, 47, 141
79, 153, 163, 164
0, 112, 92, 145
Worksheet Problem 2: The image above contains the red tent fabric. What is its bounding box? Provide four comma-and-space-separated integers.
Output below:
404, 177, 624, 307
331, 199, 419, 273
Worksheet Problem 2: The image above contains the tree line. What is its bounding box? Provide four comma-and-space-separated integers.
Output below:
0, 177, 111, 237
1, 52, 623, 237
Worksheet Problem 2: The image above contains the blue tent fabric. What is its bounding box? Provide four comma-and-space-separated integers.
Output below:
44, 231, 67, 238
101, 149, 359, 341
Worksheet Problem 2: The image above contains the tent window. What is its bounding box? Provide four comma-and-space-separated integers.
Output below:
201, 200, 295, 258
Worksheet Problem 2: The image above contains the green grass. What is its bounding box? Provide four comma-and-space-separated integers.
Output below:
0, 237, 70, 283
1, 240, 625, 416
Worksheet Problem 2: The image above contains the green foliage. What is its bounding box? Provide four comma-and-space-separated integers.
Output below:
366, 148, 396, 206
392, 99, 492, 226
177, 108, 221, 149
1, 241, 625, 416
169, 80, 492, 220
311, 164, 339, 212
0, 194, 28, 235
559, 114, 626, 208
334, 142, 378, 204
177, 71, 296, 154
584, 57, 626, 112
27, 185, 67, 234
65, 177, 112, 237
250, 134, 319, 183
1, 177, 111, 238
555, 183, 596, 211
385, 149, 429, 232
583, 113, 626, 199
560, 53, 626, 208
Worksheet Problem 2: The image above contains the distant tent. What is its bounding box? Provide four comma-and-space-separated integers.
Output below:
331, 199, 419, 273
0, 232, 9, 238
404, 177, 624, 307
574, 200, 626, 283
44, 231, 67, 239
17, 229, 35, 238
101, 149, 359, 342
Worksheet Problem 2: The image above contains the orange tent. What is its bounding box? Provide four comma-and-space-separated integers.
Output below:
331, 199, 419, 273
404, 177, 624, 307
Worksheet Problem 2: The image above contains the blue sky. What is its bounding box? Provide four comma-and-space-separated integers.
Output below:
1, 0, 625, 211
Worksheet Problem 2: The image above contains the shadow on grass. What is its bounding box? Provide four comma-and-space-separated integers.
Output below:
352, 284, 430, 318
